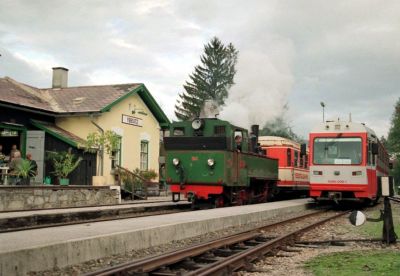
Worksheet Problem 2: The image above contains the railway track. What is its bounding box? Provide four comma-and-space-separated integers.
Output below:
0, 203, 190, 233
84, 210, 348, 276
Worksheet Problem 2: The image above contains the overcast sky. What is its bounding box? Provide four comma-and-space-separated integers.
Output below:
1, 0, 399, 139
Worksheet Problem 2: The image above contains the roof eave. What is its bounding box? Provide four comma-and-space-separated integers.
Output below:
100, 84, 170, 128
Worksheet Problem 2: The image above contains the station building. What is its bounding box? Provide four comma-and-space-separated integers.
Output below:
0, 67, 169, 185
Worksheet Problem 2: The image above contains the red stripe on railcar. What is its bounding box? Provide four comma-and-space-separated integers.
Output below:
170, 184, 223, 200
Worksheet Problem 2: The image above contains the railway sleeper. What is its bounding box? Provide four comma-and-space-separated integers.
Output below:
213, 248, 237, 257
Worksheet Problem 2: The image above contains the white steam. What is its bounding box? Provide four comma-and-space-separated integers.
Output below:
220, 42, 294, 129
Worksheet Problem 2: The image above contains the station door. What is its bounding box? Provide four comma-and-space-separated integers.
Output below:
26, 131, 45, 183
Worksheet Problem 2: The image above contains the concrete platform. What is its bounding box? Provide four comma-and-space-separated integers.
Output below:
0, 198, 313, 275
0, 200, 187, 220
0, 200, 190, 232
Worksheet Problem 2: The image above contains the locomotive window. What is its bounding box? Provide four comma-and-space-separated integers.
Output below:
214, 126, 226, 136
314, 137, 362, 165
234, 130, 243, 151
287, 148, 291, 167
173, 127, 185, 136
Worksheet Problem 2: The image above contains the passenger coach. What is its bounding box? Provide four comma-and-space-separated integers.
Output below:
259, 136, 309, 195
309, 119, 390, 203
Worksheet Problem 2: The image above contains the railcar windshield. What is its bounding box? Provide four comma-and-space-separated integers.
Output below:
313, 137, 362, 165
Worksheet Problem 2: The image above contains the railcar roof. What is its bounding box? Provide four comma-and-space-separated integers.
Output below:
311, 120, 376, 137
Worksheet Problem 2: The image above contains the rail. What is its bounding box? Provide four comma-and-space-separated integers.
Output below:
84, 210, 348, 276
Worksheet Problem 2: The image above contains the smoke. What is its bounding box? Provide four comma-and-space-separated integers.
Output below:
219, 40, 295, 129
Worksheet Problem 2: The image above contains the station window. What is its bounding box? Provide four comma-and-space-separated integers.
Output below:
111, 136, 122, 169
140, 140, 149, 171
287, 148, 292, 167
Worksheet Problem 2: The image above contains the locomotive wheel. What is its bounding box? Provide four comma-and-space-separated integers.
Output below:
213, 197, 225, 208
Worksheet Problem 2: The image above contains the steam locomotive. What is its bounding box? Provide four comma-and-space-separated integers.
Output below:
164, 117, 278, 207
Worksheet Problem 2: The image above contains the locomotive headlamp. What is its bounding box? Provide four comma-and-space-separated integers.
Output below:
207, 158, 215, 167
172, 158, 180, 166
191, 119, 204, 130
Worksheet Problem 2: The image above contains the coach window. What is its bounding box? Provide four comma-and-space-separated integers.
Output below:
367, 141, 373, 166
305, 154, 309, 168
300, 152, 304, 168
287, 148, 292, 166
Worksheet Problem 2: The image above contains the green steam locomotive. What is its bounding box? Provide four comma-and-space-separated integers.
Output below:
164, 117, 278, 207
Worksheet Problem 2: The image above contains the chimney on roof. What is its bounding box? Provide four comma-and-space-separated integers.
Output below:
52, 67, 68, 88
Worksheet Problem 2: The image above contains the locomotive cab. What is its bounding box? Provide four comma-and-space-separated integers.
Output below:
164, 118, 278, 207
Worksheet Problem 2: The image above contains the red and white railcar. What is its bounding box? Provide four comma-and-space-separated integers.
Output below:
259, 136, 309, 193
309, 119, 390, 203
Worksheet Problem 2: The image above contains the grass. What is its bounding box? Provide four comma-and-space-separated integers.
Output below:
304, 250, 400, 276
353, 204, 400, 239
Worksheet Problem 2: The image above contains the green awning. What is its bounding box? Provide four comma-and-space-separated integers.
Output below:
30, 120, 87, 149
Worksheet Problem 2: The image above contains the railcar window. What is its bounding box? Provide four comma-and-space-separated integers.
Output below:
300, 154, 304, 168
173, 127, 185, 136
313, 137, 362, 165
294, 151, 299, 167
305, 154, 309, 168
287, 148, 291, 166
214, 126, 226, 136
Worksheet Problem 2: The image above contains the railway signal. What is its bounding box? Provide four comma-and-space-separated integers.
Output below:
349, 176, 397, 244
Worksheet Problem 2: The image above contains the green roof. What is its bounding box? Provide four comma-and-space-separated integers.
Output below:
100, 84, 170, 129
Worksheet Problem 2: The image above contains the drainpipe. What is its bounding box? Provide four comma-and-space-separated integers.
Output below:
91, 120, 104, 176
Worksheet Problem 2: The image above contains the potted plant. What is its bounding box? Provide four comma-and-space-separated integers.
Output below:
47, 150, 82, 185
15, 159, 35, 185
85, 130, 120, 185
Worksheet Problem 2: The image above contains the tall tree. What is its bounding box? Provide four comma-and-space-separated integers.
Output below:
387, 98, 400, 187
387, 98, 400, 153
175, 37, 238, 120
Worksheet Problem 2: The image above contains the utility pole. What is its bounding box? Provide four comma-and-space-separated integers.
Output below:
320, 102, 325, 122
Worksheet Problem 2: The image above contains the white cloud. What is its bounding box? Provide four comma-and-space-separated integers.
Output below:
0, 0, 399, 138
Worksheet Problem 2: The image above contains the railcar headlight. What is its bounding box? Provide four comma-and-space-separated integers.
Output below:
172, 158, 180, 166
207, 158, 215, 167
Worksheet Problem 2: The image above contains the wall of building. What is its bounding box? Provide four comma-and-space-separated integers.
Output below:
56, 93, 161, 181
0, 186, 120, 211
44, 134, 97, 185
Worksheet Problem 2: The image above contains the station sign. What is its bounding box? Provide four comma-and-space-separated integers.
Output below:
122, 114, 143, 127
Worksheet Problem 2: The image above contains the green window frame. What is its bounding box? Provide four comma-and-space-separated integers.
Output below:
140, 140, 149, 171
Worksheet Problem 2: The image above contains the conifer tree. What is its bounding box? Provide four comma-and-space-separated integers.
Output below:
175, 37, 238, 120
387, 98, 400, 153
387, 98, 400, 186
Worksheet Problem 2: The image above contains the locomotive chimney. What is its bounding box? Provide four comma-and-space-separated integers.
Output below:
250, 124, 260, 153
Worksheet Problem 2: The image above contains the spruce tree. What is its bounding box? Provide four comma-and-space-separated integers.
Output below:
175, 37, 238, 120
